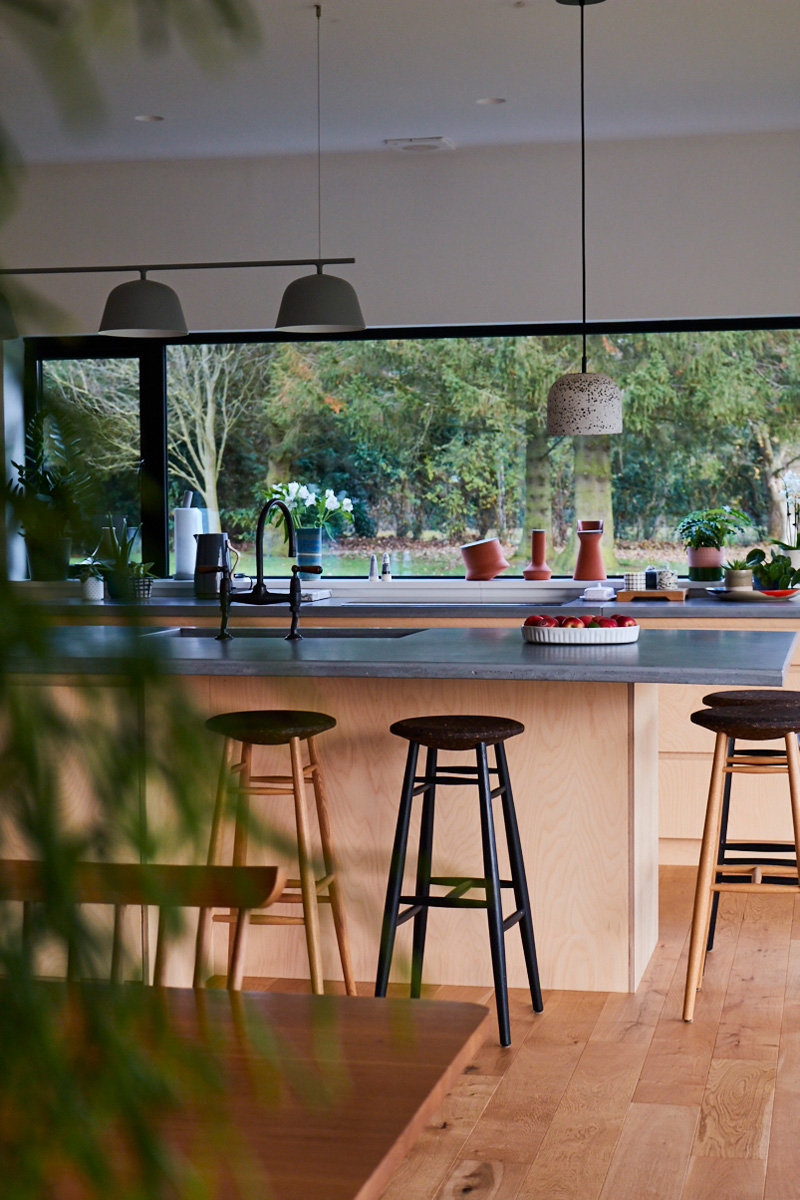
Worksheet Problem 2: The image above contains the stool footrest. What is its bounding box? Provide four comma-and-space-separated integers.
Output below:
212, 912, 306, 926
413, 774, 506, 792
502, 908, 524, 933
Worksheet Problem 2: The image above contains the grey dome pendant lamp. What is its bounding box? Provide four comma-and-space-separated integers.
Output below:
276, 5, 365, 333
99, 270, 188, 337
547, 0, 622, 436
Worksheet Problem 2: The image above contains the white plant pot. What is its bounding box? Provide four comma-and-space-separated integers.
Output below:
80, 576, 105, 601
787, 549, 800, 570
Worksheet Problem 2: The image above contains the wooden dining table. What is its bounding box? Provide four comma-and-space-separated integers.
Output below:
113, 988, 490, 1200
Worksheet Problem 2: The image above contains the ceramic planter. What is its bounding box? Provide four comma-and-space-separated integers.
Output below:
460, 538, 509, 581
522, 530, 552, 581
573, 520, 606, 581
686, 545, 724, 582
723, 568, 752, 591
80, 575, 104, 601
296, 527, 323, 579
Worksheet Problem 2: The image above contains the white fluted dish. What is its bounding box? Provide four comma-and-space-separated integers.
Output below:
521, 624, 640, 645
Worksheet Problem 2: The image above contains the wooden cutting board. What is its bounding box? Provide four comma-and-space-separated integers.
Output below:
615, 588, 688, 602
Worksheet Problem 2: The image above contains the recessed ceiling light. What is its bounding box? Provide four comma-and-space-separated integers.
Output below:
134, 114, 164, 123
383, 137, 455, 152
476, 98, 506, 106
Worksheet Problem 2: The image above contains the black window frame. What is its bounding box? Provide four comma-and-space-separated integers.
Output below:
24, 313, 800, 578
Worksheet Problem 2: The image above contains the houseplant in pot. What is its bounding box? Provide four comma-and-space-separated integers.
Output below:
675, 507, 750, 582
265, 481, 355, 578
744, 548, 800, 592
96, 518, 155, 600
5, 408, 94, 581
723, 558, 753, 592
769, 473, 800, 569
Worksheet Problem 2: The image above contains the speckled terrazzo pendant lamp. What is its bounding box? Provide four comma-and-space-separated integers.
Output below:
547, 0, 622, 436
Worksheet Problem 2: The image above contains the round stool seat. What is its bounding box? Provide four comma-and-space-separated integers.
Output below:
691, 705, 800, 742
390, 714, 524, 751
205, 709, 336, 746
701, 689, 800, 708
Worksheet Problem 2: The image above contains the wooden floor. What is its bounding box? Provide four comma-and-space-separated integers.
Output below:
365, 865, 800, 1200
249, 866, 800, 1199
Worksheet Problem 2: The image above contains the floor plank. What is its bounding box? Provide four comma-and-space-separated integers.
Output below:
597, 1103, 697, 1200
436, 1159, 528, 1200
692, 1057, 776, 1160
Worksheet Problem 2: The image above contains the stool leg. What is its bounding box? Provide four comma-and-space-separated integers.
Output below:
196, 736, 235, 988
477, 742, 511, 1047
683, 730, 728, 1022
707, 736, 735, 954
785, 733, 800, 876
495, 743, 543, 1013
307, 735, 357, 996
376, 741, 419, 997
290, 735, 325, 995
411, 747, 437, 999
232, 741, 253, 867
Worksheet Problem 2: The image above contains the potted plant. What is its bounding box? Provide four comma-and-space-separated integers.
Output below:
770, 474, 800, 569
96, 518, 155, 601
5, 408, 94, 581
723, 558, 753, 592
744, 548, 800, 591
78, 560, 105, 602
675, 507, 750, 581
265, 481, 355, 578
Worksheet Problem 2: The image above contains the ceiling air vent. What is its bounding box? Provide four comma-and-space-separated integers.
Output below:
383, 137, 455, 153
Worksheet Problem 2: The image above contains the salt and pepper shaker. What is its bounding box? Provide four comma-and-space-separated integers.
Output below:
381, 553, 392, 582
368, 553, 379, 582
645, 565, 658, 589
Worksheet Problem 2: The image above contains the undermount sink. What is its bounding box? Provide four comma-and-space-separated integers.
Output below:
147, 627, 418, 639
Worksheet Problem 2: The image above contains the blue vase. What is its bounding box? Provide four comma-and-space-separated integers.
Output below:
296, 526, 323, 579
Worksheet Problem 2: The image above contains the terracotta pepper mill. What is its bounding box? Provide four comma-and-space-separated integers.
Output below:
573, 519, 606, 581
523, 530, 552, 581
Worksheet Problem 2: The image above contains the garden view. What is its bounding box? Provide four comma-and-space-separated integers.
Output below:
41, 328, 800, 576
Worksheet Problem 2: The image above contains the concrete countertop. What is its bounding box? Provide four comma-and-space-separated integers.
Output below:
33, 592, 800, 621
16, 624, 798, 685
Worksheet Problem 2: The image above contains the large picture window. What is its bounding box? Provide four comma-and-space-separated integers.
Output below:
21, 319, 800, 578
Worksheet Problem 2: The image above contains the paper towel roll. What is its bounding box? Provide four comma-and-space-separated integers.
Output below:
174, 508, 202, 579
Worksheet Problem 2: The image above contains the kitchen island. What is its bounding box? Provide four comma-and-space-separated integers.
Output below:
19, 623, 797, 994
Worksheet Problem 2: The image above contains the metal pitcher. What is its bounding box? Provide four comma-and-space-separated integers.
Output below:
193, 533, 239, 598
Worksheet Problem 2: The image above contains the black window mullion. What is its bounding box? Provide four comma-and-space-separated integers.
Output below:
139, 343, 169, 577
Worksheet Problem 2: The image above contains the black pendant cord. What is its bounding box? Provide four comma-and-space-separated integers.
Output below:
315, 5, 323, 269
580, 0, 588, 373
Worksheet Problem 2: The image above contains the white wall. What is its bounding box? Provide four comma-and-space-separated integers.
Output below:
0, 129, 798, 335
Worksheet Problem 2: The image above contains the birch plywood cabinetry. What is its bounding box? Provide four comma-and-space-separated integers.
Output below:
199, 674, 658, 995
636, 616, 800, 864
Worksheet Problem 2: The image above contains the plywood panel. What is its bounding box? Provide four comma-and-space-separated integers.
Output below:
198, 675, 648, 992
659, 755, 796, 842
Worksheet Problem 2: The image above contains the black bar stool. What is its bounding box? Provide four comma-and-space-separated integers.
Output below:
684, 701, 800, 1022
375, 714, 543, 1046
699, 690, 800, 953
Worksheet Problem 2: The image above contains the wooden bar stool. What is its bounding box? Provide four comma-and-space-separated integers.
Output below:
375, 714, 543, 1046
698, 690, 800, 953
683, 702, 800, 1022
202, 709, 356, 996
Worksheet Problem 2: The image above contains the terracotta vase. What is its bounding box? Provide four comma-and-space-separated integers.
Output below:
460, 537, 510, 581
523, 529, 552, 581
573, 519, 606, 581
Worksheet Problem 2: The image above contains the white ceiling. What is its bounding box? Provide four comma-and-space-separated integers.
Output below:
1, 0, 799, 164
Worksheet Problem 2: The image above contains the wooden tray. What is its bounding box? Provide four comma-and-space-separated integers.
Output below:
615, 589, 687, 602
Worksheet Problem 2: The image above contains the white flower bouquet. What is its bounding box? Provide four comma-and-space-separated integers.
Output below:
266, 481, 355, 534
